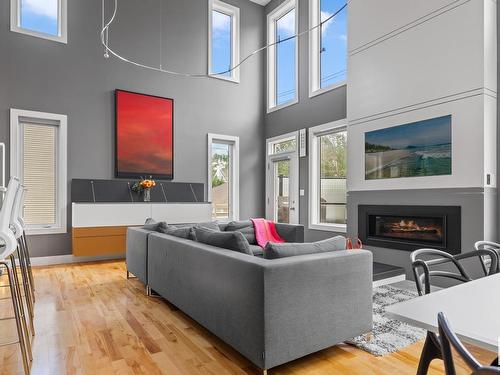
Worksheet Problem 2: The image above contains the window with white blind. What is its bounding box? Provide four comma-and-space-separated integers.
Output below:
10, 109, 67, 235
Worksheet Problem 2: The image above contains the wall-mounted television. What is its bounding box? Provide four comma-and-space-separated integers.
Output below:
115, 89, 174, 179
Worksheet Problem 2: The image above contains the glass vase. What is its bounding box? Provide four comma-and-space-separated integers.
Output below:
143, 188, 151, 202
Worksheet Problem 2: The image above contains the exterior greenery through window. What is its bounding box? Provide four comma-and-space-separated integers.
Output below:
270, 138, 296, 223
211, 143, 230, 219
319, 130, 347, 224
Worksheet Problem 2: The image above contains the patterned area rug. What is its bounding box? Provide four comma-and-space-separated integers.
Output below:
348, 284, 426, 356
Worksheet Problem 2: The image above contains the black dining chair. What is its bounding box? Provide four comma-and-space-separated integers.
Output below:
438, 312, 500, 375
411, 248, 498, 375
474, 241, 500, 277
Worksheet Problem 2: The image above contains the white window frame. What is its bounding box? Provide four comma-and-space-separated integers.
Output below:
267, 0, 299, 113
308, 119, 347, 232
10, 0, 67, 43
308, 0, 346, 98
207, 133, 240, 221
10, 109, 67, 235
208, 0, 240, 83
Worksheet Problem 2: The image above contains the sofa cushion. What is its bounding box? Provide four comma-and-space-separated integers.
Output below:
249, 245, 264, 257
194, 227, 253, 255
225, 220, 257, 245
143, 218, 167, 232
190, 221, 220, 240
159, 225, 193, 239
264, 236, 346, 259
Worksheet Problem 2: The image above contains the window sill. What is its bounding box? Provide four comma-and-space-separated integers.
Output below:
267, 98, 299, 114
10, 26, 67, 44
209, 73, 240, 84
26, 226, 67, 236
309, 81, 346, 99
308, 223, 347, 233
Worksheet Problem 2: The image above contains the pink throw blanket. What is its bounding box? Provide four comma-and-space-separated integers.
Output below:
251, 218, 285, 248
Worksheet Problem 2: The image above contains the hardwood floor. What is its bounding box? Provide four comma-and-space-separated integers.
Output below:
0, 260, 496, 374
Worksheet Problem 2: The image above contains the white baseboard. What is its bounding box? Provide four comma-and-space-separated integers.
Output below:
30, 254, 125, 267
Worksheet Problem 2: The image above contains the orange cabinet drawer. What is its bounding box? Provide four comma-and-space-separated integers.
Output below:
72, 235, 126, 256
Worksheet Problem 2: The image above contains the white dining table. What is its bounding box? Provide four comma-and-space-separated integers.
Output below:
386, 273, 500, 353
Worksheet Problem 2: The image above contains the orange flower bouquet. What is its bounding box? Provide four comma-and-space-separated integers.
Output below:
131, 177, 156, 202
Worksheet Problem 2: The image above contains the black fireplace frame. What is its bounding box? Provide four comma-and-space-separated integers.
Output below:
358, 205, 461, 254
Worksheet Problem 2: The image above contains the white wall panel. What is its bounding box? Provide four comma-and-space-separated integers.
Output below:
349, 0, 458, 52
348, 0, 484, 122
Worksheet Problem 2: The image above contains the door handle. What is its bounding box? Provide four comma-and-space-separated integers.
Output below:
290, 207, 295, 211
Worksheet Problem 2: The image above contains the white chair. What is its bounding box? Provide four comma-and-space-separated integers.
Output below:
474, 241, 500, 275
0, 177, 31, 374
18, 187, 35, 298
10, 184, 35, 336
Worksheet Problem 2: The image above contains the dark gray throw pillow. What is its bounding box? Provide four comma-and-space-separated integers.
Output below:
159, 224, 193, 239
194, 227, 253, 255
189, 221, 220, 240
225, 220, 256, 245
264, 236, 346, 259
143, 218, 167, 232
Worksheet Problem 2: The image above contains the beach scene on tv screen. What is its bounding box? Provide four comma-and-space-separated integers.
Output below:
365, 115, 452, 180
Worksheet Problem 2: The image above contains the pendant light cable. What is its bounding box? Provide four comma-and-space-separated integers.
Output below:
101, 0, 348, 78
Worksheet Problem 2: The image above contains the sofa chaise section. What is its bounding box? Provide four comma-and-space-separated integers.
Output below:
147, 232, 373, 371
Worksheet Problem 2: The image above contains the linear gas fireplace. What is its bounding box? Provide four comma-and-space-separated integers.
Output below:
358, 205, 461, 254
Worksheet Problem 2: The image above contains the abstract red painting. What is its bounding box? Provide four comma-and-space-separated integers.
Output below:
115, 90, 173, 179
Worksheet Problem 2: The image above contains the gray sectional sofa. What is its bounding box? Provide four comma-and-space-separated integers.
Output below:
126, 222, 373, 372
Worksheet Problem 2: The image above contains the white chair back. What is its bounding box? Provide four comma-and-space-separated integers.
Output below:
0, 177, 20, 260
10, 184, 25, 239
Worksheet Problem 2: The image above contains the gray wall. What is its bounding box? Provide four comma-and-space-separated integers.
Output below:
0, 0, 266, 257
264, 0, 347, 242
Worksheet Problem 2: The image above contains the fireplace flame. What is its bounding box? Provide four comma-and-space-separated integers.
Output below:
391, 220, 442, 236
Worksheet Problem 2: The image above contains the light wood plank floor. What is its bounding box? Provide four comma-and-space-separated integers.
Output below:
0, 260, 496, 374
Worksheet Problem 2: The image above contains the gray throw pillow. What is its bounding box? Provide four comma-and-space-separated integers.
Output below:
189, 221, 220, 240
143, 218, 167, 232
159, 224, 193, 239
225, 220, 256, 245
194, 227, 253, 255
264, 236, 346, 259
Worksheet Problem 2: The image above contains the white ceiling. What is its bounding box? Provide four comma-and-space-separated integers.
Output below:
248, 0, 271, 5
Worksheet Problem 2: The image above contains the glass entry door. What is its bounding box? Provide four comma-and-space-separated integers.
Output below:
266, 132, 299, 224
273, 159, 291, 223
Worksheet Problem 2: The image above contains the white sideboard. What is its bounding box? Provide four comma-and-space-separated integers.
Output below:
72, 202, 212, 256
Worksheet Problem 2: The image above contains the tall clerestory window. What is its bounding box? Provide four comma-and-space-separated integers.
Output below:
11, 0, 67, 43
267, 0, 298, 112
309, 0, 347, 96
208, 0, 240, 82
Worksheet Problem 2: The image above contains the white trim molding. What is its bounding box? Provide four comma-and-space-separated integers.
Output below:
308, 0, 346, 97
207, 133, 240, 221
10, 0, 67, 43
10, 108, 67, 235
308, 119, 347, 233
208, 0, 240, 83
266, 0, 299, 112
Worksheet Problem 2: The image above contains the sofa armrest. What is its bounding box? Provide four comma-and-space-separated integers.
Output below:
262, 249, 373, 369
275, 223, 304, 243
126, 227, 152, 285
